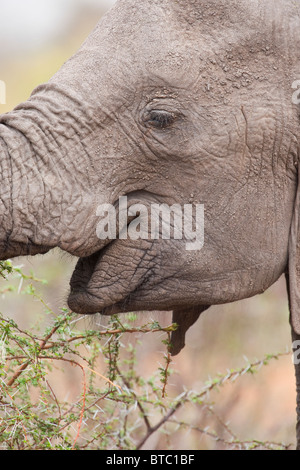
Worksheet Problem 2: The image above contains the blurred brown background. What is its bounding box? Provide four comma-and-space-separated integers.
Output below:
0, 0, 296, 449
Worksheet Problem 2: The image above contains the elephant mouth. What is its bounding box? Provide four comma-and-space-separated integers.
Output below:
68, 243, 210, 357
67, 237, 156, 316
68, 248, 110, 315
68, 190, 165, 315
67, 242, 209, 357
67, 247, 123, 315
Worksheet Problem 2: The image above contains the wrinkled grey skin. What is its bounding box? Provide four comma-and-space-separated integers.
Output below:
1, 0, 300, 445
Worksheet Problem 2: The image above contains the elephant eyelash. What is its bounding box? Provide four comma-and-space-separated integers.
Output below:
146, 110, 177, 129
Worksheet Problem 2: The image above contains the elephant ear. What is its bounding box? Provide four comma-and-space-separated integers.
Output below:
287, 170, 300, 450
170, 306, 209, 356
287, 172, 300, 335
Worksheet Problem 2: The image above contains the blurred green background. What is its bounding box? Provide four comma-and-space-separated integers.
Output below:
0, 0, 296, 449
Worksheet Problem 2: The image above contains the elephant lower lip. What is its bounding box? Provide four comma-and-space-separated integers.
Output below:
67, 243, 146, 315
68, 248, 111, 314
68, 284, 120, 315
68, 233, 156, 315
68, 284, 131, 316
68, 290, 121, 315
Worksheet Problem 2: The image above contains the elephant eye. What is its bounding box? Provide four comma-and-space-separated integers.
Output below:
146, 110, 176, 129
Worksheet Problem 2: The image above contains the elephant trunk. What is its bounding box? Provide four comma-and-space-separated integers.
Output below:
0, 83, 101, 260
0, 122, 53, 259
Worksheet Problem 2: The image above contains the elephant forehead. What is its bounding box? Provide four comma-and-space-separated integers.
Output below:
55, 1, 296, 100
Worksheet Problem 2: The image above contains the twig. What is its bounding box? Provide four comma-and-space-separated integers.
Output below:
6, 361, 31, 387
46, 379, 62, 421
72, 363, 86, 450
167, 419, 293, 450
136, 351, 291, 450
0, 381, 29, 444
116, 365, 152, 432
83, 365, 122, 391
161, 331, 172, 398
136, 399, 185, 450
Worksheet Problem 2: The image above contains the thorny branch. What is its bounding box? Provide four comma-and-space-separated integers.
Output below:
0, 260, 295, 450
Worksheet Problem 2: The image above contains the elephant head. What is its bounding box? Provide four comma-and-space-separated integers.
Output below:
1, 0, 300, 361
